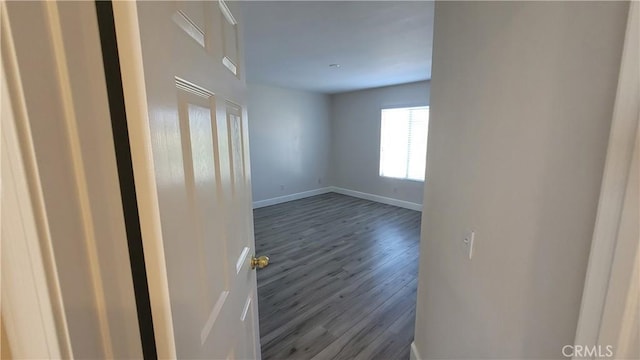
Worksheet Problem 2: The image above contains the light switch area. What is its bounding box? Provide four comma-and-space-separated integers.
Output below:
463, 231, 475, 259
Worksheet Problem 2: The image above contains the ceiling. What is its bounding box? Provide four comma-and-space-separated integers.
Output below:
240, 1, 434, 94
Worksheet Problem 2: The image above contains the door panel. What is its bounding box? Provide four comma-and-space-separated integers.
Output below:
135, 1, 259, 358
219, 1, 240, 76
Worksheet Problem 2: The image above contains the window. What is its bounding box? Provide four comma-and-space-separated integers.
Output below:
379, 106, 429, 181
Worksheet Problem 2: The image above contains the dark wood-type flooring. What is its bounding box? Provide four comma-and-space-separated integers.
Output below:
253, 193, 421, 360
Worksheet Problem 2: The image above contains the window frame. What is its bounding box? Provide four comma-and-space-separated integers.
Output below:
378, 104, 430, 182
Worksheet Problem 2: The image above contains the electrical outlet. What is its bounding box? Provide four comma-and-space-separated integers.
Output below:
280, 185, 285, 191
463, 231, 475, 259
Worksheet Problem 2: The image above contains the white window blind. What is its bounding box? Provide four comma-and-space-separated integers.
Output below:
379, 106, 429, 181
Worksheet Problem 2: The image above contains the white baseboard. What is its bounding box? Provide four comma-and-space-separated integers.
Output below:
253, 186, 422, 211
252, 187, 332, 209
330, 186, 422, 211
410, 342, 421, 360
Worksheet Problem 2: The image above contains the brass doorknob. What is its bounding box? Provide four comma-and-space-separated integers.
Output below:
251, 255, 269, 270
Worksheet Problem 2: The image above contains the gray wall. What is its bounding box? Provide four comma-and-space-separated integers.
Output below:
247, 84, 331, 202
330, 81, 430, 205
414, 2, 628, 359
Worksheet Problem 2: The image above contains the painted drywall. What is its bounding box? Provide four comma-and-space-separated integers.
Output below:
248, 84, 331, 202
241, 1, 434, 93
413, 2, 628, 359
330, 81, 430, 206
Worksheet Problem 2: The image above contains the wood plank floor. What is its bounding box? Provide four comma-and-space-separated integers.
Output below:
253, 193, 421, 360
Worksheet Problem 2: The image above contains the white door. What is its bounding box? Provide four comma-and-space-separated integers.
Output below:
127, 1, 262, 358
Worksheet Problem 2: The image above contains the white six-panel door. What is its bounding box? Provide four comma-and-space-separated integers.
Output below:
130, 1, 260, 358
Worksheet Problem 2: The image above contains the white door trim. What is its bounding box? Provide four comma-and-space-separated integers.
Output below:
574, 2, 639, 355
111, 2, 177, 358
1, 3, 72, 356
410, 341, 422, 360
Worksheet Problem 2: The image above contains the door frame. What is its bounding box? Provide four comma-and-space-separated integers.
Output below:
573, 1, 639, 357
2, 1, 145, 357
109, 1, 177, 358
1, 3, 71, 355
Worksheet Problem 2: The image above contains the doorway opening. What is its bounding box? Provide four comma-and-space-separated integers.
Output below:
240, 2, 434, 358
